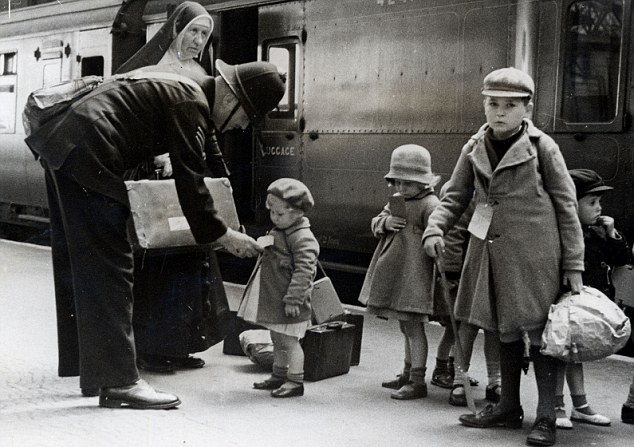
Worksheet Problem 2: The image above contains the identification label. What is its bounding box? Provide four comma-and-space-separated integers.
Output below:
468, 203, 494, 240
257, 235, 274, 248
168, 216, 190, 232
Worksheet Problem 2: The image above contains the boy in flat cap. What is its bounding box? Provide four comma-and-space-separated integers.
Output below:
554, 169, 631, 429
423, 67, 584, 446
238, 178, 320, 398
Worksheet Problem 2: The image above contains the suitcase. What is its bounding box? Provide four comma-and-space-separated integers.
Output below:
126, 177, 240, 250
222, 311, 266, 356
303, 321, 355, 381
342, 312, 364, 366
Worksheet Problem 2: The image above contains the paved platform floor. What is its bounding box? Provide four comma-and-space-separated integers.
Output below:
1, 240, 633, 447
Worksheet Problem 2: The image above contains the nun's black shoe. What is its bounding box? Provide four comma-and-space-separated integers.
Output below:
165, 356, 205, 369
81, 387, 99, 397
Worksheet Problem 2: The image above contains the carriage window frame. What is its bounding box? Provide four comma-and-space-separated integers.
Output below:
0, 51, 18, 134
555, 0, 630, 132
262, 38, 299, 121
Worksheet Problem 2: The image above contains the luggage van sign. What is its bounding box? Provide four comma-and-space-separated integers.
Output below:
261, 145, 296, 157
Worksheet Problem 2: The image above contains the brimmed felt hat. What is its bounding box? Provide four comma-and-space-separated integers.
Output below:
215, 59, 286, 124
385, 144, 440, 186
267, 178, 314, 212
569, 169, 613, 199
482, 67, 534, 98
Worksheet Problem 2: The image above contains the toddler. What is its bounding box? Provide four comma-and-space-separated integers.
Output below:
555, 169, 631, 428
238, 178, 319, 398
359, 144, 441, 400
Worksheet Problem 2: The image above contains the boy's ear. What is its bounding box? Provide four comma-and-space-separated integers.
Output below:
525, 101, 534, 118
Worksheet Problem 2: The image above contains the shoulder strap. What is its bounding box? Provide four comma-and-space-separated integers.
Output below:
117, 71, 202, 91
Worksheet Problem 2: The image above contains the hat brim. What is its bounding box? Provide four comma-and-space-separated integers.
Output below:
385, 173, 441, 185
582, 185, 613, 196
215, 59, 258, 122
482, 89, 531, 98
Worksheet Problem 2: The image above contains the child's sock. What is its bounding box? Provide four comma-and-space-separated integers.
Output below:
410, 367, 426, 385
531, 345, 562, 421
498, 340, 523, 412
272, 364, 288, 380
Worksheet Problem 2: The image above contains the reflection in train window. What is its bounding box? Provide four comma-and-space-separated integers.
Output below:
561, 0, 623, 124
265, 40, 299, 120
0, 52, 17, 134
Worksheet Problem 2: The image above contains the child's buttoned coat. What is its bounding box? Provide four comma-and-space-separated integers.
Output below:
423, 120, 584, 340
256, 217, 320, 324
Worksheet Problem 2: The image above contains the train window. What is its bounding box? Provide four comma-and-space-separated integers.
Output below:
81, 56, 105, 77
557, 0, 627, 130
264, 40, 299, 120
0, 52, 17, 134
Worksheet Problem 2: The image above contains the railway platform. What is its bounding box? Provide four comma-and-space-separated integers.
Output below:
1, 239, 633, 447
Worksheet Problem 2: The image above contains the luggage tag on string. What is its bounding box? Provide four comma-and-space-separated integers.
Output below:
257, 235, 274, 248
468, 202, 494, 240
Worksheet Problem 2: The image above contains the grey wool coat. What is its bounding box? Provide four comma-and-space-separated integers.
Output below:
423, 120, 584, 341
360, 189, 441, 317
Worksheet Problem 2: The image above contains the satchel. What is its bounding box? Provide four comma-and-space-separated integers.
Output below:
540, 286, 631, 362
311, 261, 345, 324
23, 70, 200, 137
126, 177, 240, 249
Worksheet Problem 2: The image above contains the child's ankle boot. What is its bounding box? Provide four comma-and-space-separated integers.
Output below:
382, 362, 411, 389
391, 367, 427, 400
431, 358, 453, 389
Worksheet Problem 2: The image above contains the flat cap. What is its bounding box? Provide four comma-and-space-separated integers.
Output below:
267, 178, 314, 212
482, 67, 534, 98
569, 169, 613, 199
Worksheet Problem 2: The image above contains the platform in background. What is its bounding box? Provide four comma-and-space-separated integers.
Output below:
1, 239, 633, 447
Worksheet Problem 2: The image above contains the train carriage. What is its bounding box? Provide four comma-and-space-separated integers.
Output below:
0, 0, 632, 275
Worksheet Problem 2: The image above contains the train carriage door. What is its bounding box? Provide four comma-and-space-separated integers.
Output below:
253, 2, 304, 226
76, 28, 112, 77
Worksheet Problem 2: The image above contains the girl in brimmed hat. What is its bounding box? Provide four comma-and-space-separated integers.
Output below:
359, 144, 441, 400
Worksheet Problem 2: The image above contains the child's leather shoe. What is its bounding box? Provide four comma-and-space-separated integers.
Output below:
382, 374, 408, 390
449, 384, 467, 407
622, 404, 634, 424
526, 417, 556, 446
271, 383, 304, 398
459, 404, 524, 429
570, 407, 611, 426
253, 377, 285, 390
391, 382, 427, 400
431, 368, 453, 389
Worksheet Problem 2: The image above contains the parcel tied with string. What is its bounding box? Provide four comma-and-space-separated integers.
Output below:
541, 286, 631, 362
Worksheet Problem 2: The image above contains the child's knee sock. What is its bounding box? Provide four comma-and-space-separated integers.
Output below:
410, 367, 426, 385
286, 341, 304, 384
531, 345, 562, 421
499, 340, 523, 411
484, 331, 501, 387
272, 364, 288, 380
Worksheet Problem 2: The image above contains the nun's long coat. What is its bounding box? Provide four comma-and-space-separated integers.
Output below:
423, 120, 584, 341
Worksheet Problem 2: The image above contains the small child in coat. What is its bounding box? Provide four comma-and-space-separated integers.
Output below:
359, 144, 441, 400
238, 178, 320, 398
554, 169, 631, 428
423, 67, 584, 447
